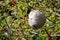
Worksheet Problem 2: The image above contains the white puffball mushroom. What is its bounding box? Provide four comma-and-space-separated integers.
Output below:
28, 10, 46, 29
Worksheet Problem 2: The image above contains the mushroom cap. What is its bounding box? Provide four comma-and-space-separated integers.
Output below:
28, 10, 46, 29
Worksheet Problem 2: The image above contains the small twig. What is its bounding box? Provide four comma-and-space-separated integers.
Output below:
4, 16, 12, 40
53, 12, 60, 17
44, 28, 52, 40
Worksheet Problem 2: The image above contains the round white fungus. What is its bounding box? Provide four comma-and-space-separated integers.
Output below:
28, 10, 46, 29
